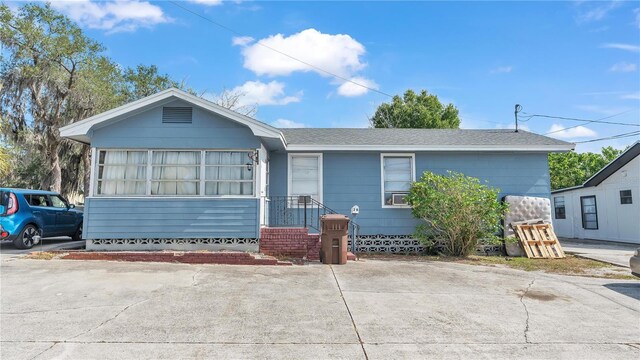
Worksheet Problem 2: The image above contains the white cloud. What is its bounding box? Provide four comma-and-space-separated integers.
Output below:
635, 8, 640, 29
609, 61, 637, 72
232, 36, 254, 46
270, 119, 307, 128
186, 0, 223, 6
575, 1, 622, 23
490, 66, 513, 74
601, 43, 640, 53
235, 28, 367, 78
547, 124, 597, 139
50, 0, 169, 33
621, 92, 640, 100
234, 28, 374, 96
229, 80, 301, 107
336, 77, 379, 97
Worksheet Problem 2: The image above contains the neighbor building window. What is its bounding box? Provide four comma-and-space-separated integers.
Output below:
288, 154, 322, 204
381, 154, 415, 207
580, 195, 598, 230
96, 150, 148, 195
620, 190, 632, 204
95, 149, 256, 197
554, 196, 566, 219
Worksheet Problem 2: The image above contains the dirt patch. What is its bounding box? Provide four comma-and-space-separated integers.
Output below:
25, 252, 60, 260
521, 290, 559, 302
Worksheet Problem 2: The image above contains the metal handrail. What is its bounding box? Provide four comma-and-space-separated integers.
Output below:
264, 196, 359, 234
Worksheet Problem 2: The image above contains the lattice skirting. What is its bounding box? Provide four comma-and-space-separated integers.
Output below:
347, 235, 427, 253
87, 238, 259, 251
346, 235, 504, 255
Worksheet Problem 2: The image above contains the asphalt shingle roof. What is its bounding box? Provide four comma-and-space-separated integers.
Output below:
279, 128, 572, 146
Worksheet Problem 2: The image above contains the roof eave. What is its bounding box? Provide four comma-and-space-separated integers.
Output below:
284, 144, 575, 152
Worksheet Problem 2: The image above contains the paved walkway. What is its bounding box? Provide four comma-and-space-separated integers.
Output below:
560, 238, 638, 268
2, 256, 639, 359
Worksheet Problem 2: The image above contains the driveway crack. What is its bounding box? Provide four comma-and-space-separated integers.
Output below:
330, 265, 369, 360
66, 299, 148, 341
191, 268, 203, 287
29, 342, 57, 360
519, 278, 536, 344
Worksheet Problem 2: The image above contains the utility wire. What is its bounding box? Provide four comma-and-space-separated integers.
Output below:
573, 130, 640, 144
520, 112, 639, 127
168, 1, 393, 98
544, 109, 636, 135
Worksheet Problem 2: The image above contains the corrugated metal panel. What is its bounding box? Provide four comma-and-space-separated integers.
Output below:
84, 197, 259, 239
162, 107, 192, 124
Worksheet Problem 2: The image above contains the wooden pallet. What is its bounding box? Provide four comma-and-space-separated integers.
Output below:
513, 223, 565, 259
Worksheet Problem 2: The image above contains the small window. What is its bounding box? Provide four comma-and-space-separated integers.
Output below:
580, 196, 598, 230
620, 190, 632, 204
96, 150, 148, 195
381, 154, 415, 207
554, 196, 566, 219
205, 151, 254, 196
151, 151, 201, 196
288, 154, 322, 205
162, 107, 192, 124
26, 194, 49, 207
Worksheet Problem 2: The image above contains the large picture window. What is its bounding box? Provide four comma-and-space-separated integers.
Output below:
580, 195, 598, 230
95, 150, 255, 197
381, 154, 415, 207
288, 154, 322, 204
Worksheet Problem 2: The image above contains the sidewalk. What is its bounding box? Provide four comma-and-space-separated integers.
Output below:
559, 238, 638, 268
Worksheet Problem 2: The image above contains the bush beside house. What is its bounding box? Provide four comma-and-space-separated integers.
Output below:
407, 171, 508, 257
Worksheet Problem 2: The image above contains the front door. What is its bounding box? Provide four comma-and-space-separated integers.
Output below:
49, 195, 76, 234
25, 194, 56, 236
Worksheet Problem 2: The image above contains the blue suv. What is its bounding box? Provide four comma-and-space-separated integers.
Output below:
0, 189, 83, 249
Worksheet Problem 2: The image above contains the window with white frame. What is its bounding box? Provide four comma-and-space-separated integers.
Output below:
381, 154, 415, 206
96, 150, 148, 195
205, 151, 254, 196
95, 150, 255, 196
288, 154, 322, 204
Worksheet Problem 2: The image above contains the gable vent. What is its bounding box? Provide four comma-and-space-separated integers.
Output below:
162, 107, 192, 124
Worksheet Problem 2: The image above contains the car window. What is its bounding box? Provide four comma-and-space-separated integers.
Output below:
26, 194, 49, 207
50, 195, 67, 209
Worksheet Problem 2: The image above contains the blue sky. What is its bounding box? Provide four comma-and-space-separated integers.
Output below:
34, 1, 640, 152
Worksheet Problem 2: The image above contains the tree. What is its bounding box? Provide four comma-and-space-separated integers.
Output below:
370, 89, 460, 129
0, 3, 104, 192
123, 64, 181, 102
209, 87, 257, 117
548, 146, 624, 190
406, 171, 508, 257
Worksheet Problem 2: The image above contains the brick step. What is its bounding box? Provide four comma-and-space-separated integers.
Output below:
58, 251, 293, 266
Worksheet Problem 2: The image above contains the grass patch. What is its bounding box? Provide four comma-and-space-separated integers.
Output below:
26, 251, 58, 260
360, 253, 637, 280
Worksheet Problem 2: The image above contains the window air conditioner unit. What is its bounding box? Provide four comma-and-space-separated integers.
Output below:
297, 195, 312, 205
392, 193, 408, 206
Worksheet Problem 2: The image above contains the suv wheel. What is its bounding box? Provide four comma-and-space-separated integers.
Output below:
71, 223, 83, 242
14, 224, 39, 250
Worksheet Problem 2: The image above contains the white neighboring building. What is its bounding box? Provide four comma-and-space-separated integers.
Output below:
551, 141, 640, 244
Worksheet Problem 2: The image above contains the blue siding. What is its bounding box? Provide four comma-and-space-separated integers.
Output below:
269, 151, 551, 236
91, 99, 261, 149
84, 198, 259, 239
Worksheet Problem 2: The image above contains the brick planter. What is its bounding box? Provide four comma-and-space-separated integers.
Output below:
260, 228, 321, 261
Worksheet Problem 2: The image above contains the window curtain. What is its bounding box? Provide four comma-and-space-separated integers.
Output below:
291, 156, 319, 200
151, 151, 200, 195
99, 151, 147, 195
205, 152, 253, 195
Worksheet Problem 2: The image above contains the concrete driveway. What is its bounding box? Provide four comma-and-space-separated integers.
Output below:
1, 257, 638, 359
560, 238, 638, 268
0, 237, 84, 255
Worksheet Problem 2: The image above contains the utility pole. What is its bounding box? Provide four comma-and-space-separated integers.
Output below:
514, 104, 522, 133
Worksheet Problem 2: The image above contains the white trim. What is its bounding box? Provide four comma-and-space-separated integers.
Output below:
582, 140, 639, 185
287, 153, 323, 204
89, 147, 96, 198
286, 144, 575, 152
380, 153, 415, 209
60, 88, 284, 144
86, 196, 260, 200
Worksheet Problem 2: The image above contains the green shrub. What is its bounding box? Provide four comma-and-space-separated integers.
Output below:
406, 171, 508, 257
